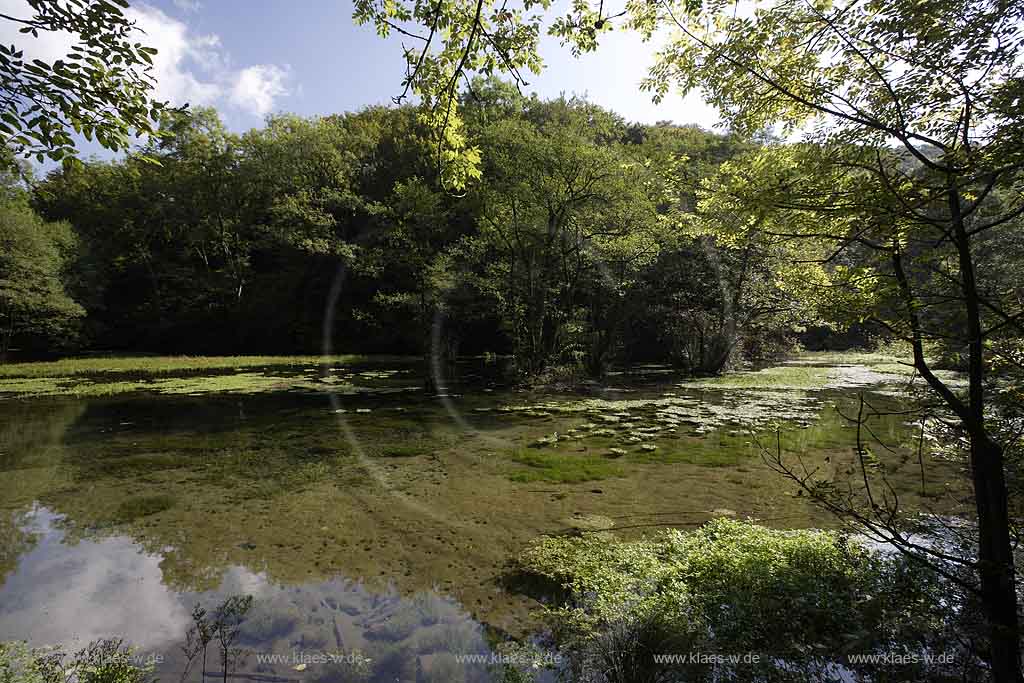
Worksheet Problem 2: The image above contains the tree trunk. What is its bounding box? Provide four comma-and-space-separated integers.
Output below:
1, 310, 15, 364
972, 433, 1021, 682
421, 291, 439, 395
949, 180, 1021, 682
423, 347, 438, 394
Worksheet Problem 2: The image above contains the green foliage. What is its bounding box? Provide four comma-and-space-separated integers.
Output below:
516, 519, 954, 682
0, 639, 154, 683
470, 101, 661, 375
0, 0, 172, 165
26, 91, 777, 378
0, 172, 83, 358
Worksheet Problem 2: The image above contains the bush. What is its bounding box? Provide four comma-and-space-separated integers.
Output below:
514, 519, 962, 682
0, 640, 154, 683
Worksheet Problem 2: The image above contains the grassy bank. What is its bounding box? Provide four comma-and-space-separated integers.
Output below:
0, 354, 417, 398
0, 354, 413, 378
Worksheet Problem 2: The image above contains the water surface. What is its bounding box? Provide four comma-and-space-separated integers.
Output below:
0, 355, 964, 681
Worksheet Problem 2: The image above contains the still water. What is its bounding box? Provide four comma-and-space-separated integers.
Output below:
0, 356, 961, 681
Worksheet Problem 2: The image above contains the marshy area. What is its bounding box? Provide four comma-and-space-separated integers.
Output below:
0, 351, 974, 681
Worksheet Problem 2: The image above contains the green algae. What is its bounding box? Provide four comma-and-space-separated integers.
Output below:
0, 355, 421, 397
506, 448, 624, 483
681, 364, 834, 389
0, 372, 351, 398
114, 494, 176, 521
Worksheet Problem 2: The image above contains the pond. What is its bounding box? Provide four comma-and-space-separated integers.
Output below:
0, 353, 965, 682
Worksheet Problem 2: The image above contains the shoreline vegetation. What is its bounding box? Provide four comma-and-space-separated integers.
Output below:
0, 354, 415, 379
0, 349, 921, 399
0, 354, 418, 398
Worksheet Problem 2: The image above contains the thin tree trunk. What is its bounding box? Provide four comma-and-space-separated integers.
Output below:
1, 309, 15, 364
972, 433, 1020, 682
421, 290, 438, 394
949, 181, 1021, 682
893, 225, 1020, 680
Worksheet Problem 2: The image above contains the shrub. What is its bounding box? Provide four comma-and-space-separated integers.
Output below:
0, 640, 154, 683
514, 519, 959, 682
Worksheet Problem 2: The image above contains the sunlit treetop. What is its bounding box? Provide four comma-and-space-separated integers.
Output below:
354, 0, 1024, 181
0, 0, 174, 168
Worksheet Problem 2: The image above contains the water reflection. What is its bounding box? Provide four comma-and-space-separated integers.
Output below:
0, 507, 511, 682
0, 507, 190, 653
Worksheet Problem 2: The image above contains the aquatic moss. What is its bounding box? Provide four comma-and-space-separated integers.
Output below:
377, 443, 437, 458
83, 453, 185, 477
681, 365, 832, 389
0, 373, 339, 398
506, 449, 623, 483
114, 494, 176, 520
0, 355, 418, 397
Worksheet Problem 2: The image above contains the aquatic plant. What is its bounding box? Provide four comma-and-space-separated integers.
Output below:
507, 449, 624, 484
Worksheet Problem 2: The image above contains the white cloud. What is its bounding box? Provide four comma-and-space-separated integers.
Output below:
0, 0, 74, 64
0, 509, 190, 652
230, 64, 290, 117
124, 4, 222, 107
532, 26, 720, 129
0, 0, 291, 119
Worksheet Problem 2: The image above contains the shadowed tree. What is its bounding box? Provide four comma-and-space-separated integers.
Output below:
0, 157, 82, 360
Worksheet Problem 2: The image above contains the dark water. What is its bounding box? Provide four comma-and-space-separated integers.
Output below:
0, 357, 961, 681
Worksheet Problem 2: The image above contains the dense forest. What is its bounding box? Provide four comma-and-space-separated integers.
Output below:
3, 81, 816, 376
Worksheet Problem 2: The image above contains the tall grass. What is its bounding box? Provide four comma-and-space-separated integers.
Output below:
0, 354, 413, 379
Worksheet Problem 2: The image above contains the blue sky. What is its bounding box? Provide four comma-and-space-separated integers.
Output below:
167, 0, 719, 129
1, 0, 721, 148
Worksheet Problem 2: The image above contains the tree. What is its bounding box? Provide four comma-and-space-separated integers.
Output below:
472, 105, 658, 376
630, 123, 804, 373
1, 0, 172, 165
697, 137, 1024, 680
145, 108, 251, 315
0, 168, 83, 360
674, 0, 1024, 666
377, 176, 466, 391
34, 109, 252, 350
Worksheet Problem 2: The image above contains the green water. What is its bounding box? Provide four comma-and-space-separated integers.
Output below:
0, 354, 965, 682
